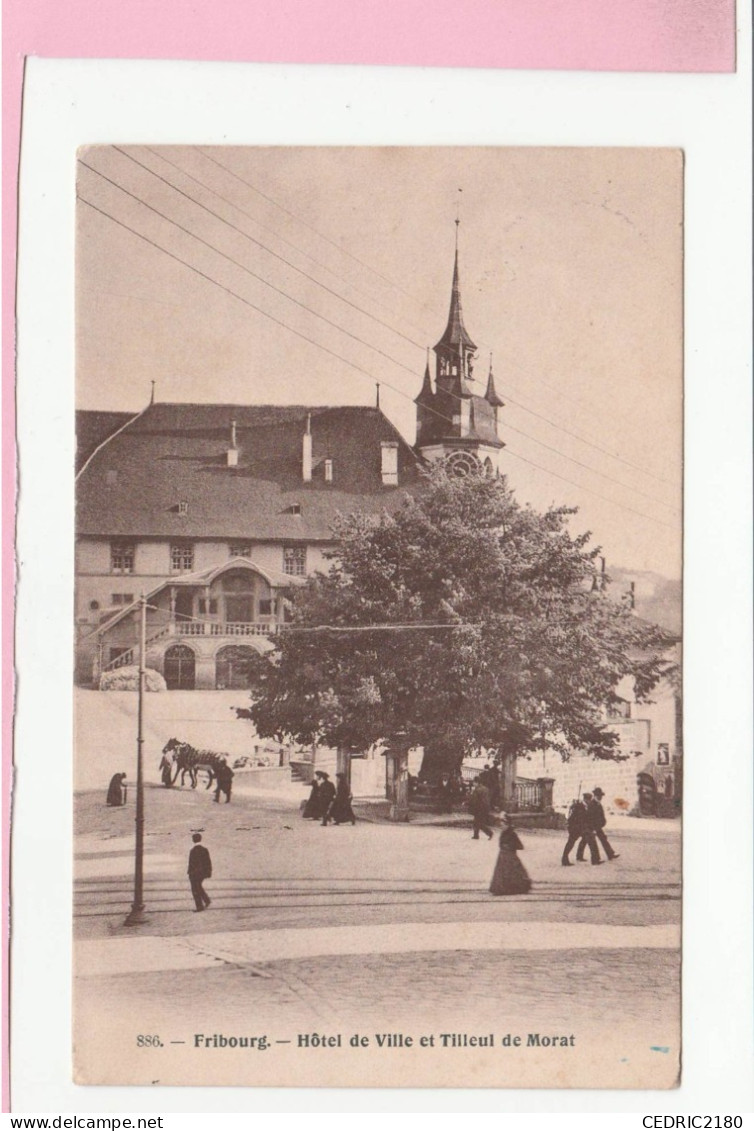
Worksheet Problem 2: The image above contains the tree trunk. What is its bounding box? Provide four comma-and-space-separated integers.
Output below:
500, 753, 517, 811
385, 748, 410, 821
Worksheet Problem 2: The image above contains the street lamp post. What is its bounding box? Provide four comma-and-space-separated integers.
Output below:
124, 593, 148, 926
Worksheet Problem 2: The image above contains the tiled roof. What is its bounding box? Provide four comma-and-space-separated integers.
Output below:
75, 410, 138, 473
76, 402, 423, 540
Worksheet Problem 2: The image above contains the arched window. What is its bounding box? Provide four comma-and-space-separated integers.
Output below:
219, 568, 265, 624
164, 644, 196, 690
216, 645, 257, 690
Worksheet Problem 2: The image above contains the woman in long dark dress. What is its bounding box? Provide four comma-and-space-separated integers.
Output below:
302, 775, 322, 819
325, 772, 356, 825
489, 813, 531, 895
106, 772, 127, 807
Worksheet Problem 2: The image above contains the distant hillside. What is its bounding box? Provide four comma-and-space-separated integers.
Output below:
605, 567, 682, 637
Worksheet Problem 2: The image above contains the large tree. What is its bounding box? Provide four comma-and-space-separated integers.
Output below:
247, 465, 669, 780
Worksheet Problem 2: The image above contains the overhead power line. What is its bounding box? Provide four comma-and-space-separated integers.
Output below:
77, 193, 676, 532
192, 148, 677, 488
195, 146, 433, 312
146, 146, 435, 349
145, 147, 677, 494
80, 157, 431, 390
144, 604, 482, 633
466, 372, 678, 489
116, 146, 424, 352
80, 156, 678, 515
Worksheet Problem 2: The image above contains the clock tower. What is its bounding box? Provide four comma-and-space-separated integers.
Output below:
415, 222, 504, 476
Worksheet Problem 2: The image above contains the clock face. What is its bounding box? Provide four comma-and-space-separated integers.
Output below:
445, 450, 482, 478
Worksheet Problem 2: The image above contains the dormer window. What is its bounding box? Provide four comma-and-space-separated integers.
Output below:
324, 459, 333, 483
286, 503, 302, 516
178, 501, 189, 516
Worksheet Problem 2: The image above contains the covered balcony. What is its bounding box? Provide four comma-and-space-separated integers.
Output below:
92, 558, 303, 689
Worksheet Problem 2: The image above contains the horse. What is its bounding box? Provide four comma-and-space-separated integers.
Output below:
160, 738, 230, 791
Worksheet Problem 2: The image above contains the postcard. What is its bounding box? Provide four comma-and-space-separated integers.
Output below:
71, 145, 683, 1089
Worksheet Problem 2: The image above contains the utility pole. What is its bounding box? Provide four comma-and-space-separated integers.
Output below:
125, 593, 148, 926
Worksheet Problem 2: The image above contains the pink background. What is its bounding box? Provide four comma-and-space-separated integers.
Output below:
1, 0, 736, 1113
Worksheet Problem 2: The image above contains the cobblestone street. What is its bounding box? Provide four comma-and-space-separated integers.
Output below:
74, 782, 680, 1088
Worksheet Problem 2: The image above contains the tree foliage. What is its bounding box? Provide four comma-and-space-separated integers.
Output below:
246, 465, 671, 771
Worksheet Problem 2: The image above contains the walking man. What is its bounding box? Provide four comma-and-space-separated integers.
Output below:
469, 778, 494, 841
562, 793, 602, 865
213, 762, 234, 804
319, 772, 337, 826
187, 832, 212, 912
577, 787, 619, 861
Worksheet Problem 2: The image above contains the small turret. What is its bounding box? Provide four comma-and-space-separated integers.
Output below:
484, 355, 504, 408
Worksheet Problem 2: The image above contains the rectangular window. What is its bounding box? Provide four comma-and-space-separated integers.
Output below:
170, 542, 194, 573
283, 546, 307, 577
607, 698, 631, 720
258, 598, 273, 616
229, 544, 252, 559
111, 593, 135, 607
110, 541, 135, 574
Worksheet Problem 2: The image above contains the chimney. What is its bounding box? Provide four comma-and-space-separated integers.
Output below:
380, 441, 399, 486
227, 419, 238, 467
302, 414, 312, 482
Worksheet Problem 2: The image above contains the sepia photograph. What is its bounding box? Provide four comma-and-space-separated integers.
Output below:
73, 146, 683, 1089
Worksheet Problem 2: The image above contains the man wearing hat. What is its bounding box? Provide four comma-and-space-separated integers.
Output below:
318, 771, 336, 826
562, 793, 601, 865
577, 787, 619, 862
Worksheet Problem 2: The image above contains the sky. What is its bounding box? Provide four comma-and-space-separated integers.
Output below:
76, 146, 682, 579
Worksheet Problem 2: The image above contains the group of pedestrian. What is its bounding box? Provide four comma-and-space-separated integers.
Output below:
474, 781, 619, 895
466, 767, 532, 895
561, 787, 618, 866
302, 770, 356, 826
133, 769, 620, 910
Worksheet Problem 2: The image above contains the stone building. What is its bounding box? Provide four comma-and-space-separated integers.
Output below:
75, 226, 679, 812
75, 403, 422, 688
75, 229, 506, 690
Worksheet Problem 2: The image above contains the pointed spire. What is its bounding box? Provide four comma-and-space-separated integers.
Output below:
434, 221, 477, 355
415, 348, 434, 404
484, 354, 504, 407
